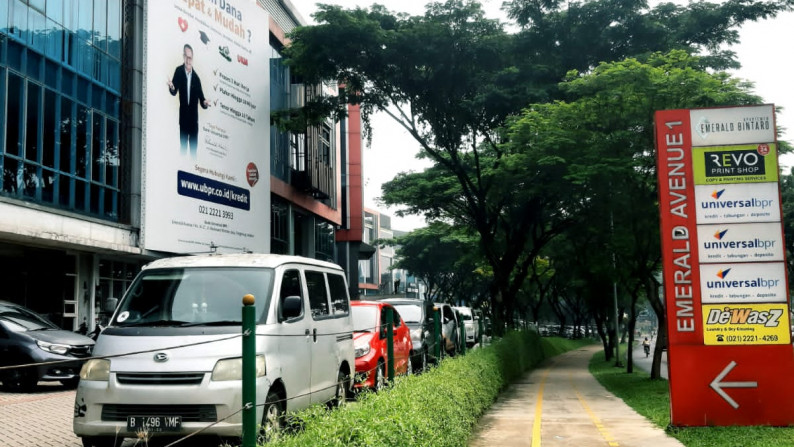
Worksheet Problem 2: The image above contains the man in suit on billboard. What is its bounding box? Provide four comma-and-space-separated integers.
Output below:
167, 44, 210, 159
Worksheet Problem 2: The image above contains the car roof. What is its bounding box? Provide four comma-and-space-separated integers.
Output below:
380, 298, 428, 305
142, 253, 343, 271
351, 300, 388, 307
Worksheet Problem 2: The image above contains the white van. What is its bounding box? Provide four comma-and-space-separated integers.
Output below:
73, 254, 355, 447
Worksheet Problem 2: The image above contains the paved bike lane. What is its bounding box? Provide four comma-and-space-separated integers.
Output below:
470, 344, 683, 447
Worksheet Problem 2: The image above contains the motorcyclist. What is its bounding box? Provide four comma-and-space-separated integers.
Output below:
642, 337, 651, 357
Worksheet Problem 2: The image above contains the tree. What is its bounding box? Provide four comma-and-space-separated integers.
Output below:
279, 0, 793, 333
381, 222, 488, 303
505, 50, 766, 373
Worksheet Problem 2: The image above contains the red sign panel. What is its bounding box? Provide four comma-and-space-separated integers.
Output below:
655, 106, 794, 426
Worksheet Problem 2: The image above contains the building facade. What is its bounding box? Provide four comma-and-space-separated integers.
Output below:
0, 0, 365, 332
358, 208, 423, 300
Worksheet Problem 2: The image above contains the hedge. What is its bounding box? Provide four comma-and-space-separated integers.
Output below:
261, 331, 578, 447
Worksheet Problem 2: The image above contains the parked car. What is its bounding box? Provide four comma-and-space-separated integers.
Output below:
472, 309, 484, 337
434, 303, 459, 356
381, 298, 439, 371
453, 306, 477, 348
74, 254, 355, 447
351, 301, 412, 391
0, 300, 95, 392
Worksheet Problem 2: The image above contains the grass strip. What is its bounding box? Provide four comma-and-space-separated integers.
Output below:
261, 334, 592, 447
588, 349, 794, 447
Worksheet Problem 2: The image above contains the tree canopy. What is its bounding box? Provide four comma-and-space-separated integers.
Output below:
279, 0, 794, 333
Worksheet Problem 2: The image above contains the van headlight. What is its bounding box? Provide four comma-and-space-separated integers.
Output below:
211, 356, 266, 381
37, 340, 71, 355
80, 359, 111, 381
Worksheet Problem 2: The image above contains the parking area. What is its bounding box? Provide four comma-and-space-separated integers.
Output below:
0, 383, 82, 447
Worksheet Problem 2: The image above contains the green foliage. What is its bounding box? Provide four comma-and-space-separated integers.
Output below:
262, 333, 590, 447
589, 350, 794, 446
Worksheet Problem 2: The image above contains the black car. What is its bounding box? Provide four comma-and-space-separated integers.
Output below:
0, 301, 95, 392
381, 298, 441, 372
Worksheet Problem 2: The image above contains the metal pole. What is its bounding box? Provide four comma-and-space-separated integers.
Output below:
242, 294, 256, 447
433, 307, 442, 361
386, 306, 395, 382
611, 211, 622, 367
459, 316, 466, 355
478, 317, 483, 348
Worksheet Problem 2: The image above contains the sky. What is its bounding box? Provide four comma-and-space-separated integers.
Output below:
288, 0, 794, 231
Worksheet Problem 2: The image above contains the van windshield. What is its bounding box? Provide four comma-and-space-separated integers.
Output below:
113, 267, 273, 327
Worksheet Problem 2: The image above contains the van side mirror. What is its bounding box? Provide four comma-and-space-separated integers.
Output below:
103, 297, 118, 313
281, 296, 302, 321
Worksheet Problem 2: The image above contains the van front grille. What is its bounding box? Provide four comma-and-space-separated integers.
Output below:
101, 404, 217, 422
116, 373, 205, 385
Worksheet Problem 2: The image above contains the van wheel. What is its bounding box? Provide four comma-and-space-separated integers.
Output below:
417, 349, 427, 373
330, 370, 349, 408
81, 436, 123, 447
374, 360, 386, 391
259, 391, 283, 443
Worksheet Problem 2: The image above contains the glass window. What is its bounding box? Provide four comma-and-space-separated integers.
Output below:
92, 112, 103, 181
28, 7, 46, 53
327, 274, 349, 315
43, 89, 57, 168
10, 0, 28, 42
107, 0, 121, 59
279, 269, 303, 320
25, 83, 41, 162
351, 305, 377, 333
306, 270, 330, 319
392, 304, 422, 324
93, 0, 107, 51
47, 0, 64, 26
29, 0, 46, 13
46, 19, 64, 62
112, 268, 273, 327
59, 97, 73, 172
6, 73, 24, 157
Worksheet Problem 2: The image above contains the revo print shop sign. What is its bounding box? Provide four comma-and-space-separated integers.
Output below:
655, 104, 794, 426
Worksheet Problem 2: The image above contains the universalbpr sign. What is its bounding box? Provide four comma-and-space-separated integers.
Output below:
655, 104, 794, 426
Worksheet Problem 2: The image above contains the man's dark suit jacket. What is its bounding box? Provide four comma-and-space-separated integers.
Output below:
169, 64, 208, 134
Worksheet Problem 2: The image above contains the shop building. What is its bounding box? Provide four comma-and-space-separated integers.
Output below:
0, 0, 366, 331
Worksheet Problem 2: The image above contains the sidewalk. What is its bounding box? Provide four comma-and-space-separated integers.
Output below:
469, 344, 683, 447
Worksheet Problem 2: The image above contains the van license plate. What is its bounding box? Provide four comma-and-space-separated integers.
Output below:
127, 415, 181, 432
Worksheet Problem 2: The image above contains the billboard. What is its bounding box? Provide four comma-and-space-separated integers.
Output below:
142, 0, 270, 253
656, 105, 794, 426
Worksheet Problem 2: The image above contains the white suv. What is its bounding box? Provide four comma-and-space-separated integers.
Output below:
454, 306, 477, 348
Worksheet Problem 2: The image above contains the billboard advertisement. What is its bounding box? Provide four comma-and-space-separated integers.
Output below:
694, 183, 781, 224
702, 303, 790, 346
656, 105, 794, 426
699, 262, 788, 304
691, 144, 778, 185
697, 222, 784, 263
142, 0, 270, 253
689, 105, 775, 146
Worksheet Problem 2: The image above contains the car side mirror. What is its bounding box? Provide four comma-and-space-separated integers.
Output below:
281, 296, 302, 321
103, 297, 118, 313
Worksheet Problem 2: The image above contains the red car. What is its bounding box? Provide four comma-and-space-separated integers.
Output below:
351, 300, 413, 391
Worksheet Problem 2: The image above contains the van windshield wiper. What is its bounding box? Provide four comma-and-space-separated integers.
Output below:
179, 320, 241, 327
121, 320, 190, 327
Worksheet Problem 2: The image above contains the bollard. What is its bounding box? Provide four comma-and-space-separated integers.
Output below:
242, 294, 256, 447
478, 317, 483, 348
433, 307, 442, 361
459, 316, 466, 355
385, 306, 395, 382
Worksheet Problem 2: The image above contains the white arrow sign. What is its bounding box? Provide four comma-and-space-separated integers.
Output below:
710, 361, 758, 409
